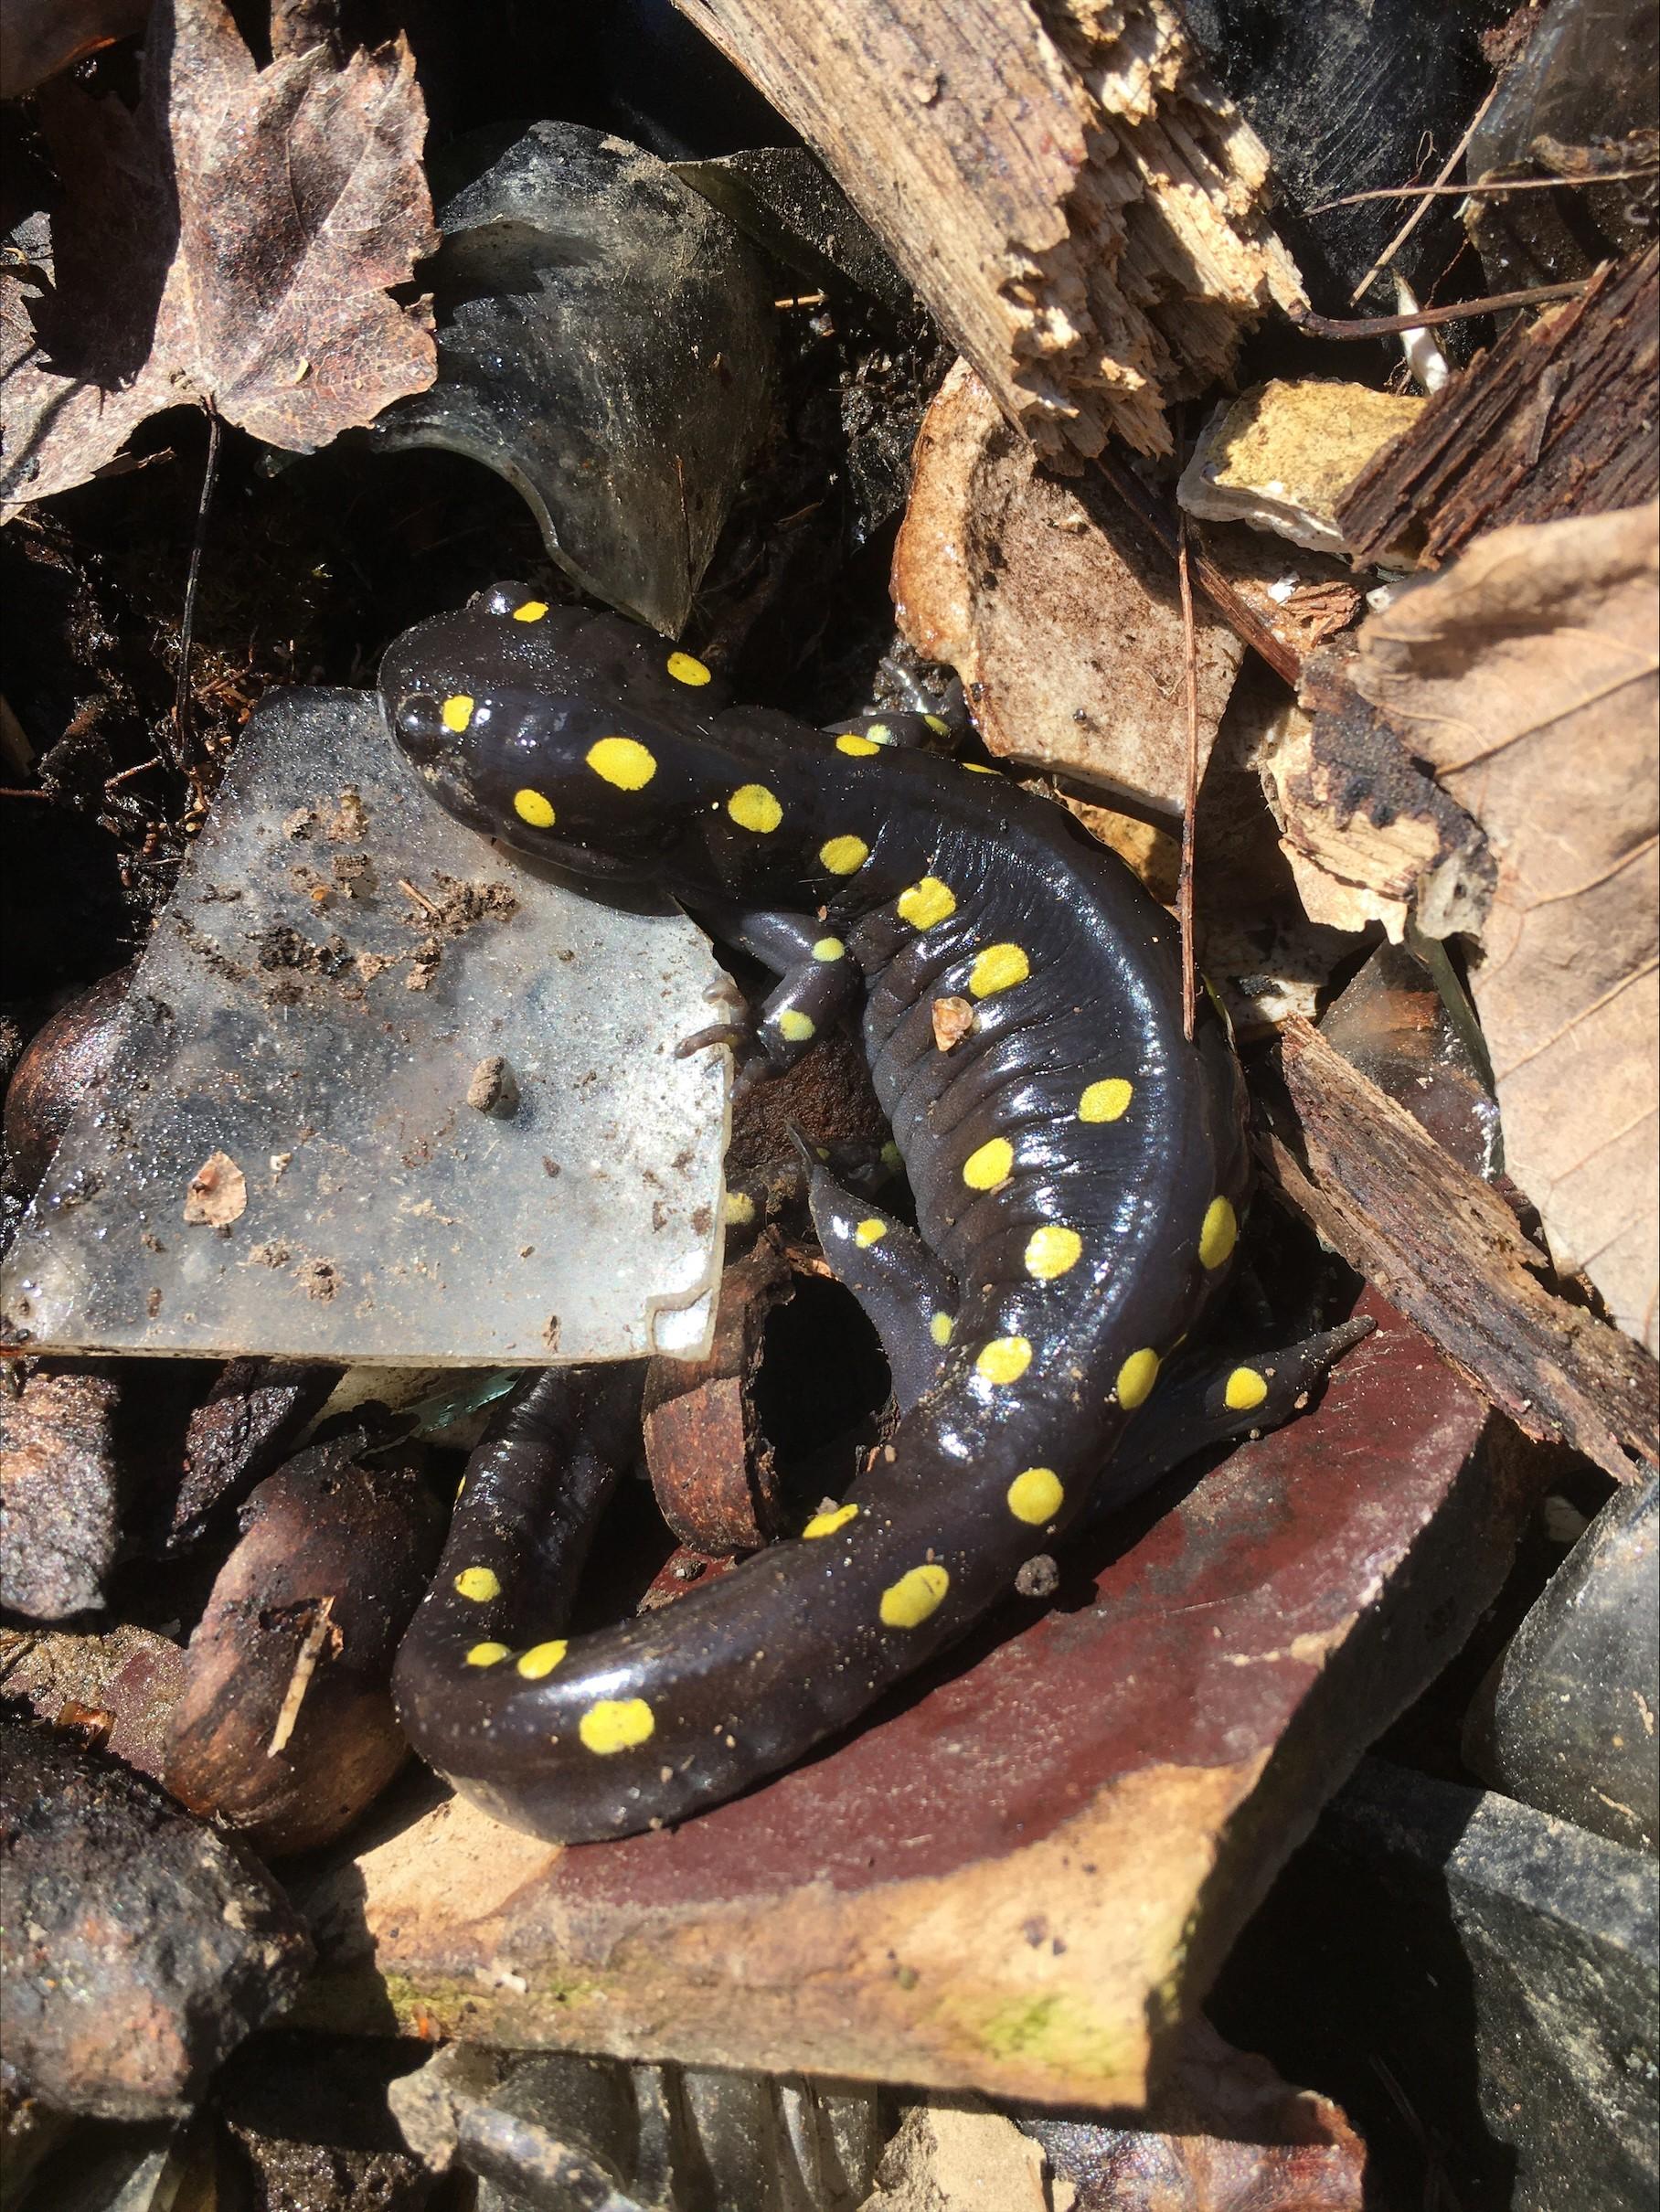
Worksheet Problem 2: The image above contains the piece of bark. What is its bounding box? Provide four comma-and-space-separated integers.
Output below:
0, 1359, 126, 1618
893, 359, 1243, 814
673, 0, 1304, 462
1253, 1017, 1658, 1487
1337, 246, 1660, 567
1349, 505, 1659, 1354
1257, 649, 1495, 944
172, 1354, 342, 1547
0, 1622, 187, 1784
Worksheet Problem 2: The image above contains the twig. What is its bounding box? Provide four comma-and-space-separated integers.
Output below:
1176, 514, 1198, 1044
1313, 164, 1659, 214
1293, 278, 1591, 339
104, 757, 165, 792
1349, 77, 1501, 304
0, 786, 51, 800
1095, 449, 1302, 687
170, 404, 221, 771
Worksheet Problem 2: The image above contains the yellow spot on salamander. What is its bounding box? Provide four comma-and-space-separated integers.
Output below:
441, 694, 474, 733
930, 1312, 953, 1346
803, 1502, 859, 1538
897, 877, 957, 929
580, 1697, 655, 1753
1116, 1348, 1160, 1409
923, 714, 950, 735
1025, 1225, 1082, 1279
1080, 1078, 1133, 1123
879, 1563, 950, 1629
867, 722, 892, 742
854, 1217, 887, 1247
835, 732, 883, 757
729, 782, 782, 832
969, 942, 1030, 997
513, 788, 555, 828
511, 600, 548, 622
465, 1642, 511, 1666
666, 651, 711, 686
777, 1009, 815, 1042
813, 936, 846, 961
1006, 1467, 1064, 1525
963, 1136, 1014, 1190
963, 761, 998, 773
1225, 1366, 1269, 1411
1199, 1196, 1239, 1271
516, 1640, 569, 1678
819, 835, 869, 875
587, 735, 657, 790
722, 1191, 756, 1227
977, 1335, 1032, 1386
453, 1567, 501, 1602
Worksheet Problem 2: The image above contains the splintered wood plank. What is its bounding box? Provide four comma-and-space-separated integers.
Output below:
1336, 246, 1659, 566
297, 1289, 1529, 2107
670, 0, 1304, 460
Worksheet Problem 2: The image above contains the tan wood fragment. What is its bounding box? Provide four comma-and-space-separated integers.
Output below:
1336, 246, 1660, 566
1253, 1018, 1659, 1487
672, 0, 1304, 459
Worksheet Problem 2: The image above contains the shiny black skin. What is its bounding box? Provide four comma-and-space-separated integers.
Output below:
381, 585, 1251, 1842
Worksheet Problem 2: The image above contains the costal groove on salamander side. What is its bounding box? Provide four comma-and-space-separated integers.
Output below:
379, 589, 1250, 1842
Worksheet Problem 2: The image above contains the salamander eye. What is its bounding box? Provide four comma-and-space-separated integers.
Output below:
472, 581, 533, 618
392, 692, 452, 758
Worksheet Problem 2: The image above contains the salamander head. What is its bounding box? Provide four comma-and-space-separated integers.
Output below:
380, 584, 732, 885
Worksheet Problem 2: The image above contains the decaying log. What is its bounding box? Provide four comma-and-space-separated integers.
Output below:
1253, 1018, 1659, 1488
673, 0, 1304, 460
1337, 246, 1660, 565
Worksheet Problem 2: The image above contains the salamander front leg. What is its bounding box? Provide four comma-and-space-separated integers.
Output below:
802, 1154, 958, 1411
688, 904, 866, 1079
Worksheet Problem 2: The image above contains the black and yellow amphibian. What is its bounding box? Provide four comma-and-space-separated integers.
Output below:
381, 585, 1356, 1843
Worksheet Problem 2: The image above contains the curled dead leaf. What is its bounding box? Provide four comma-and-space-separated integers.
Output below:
1351, 504, 1660, 1351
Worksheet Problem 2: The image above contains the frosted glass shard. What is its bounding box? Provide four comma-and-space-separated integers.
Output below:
2, 689, 729, 1365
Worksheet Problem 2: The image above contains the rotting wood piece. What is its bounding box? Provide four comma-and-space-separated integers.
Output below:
1336, 246, 1660, 566
671, 0, 1304, 461
1252, 1017, 1659, 1488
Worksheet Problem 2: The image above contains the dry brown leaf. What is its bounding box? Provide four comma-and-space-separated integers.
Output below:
1352, 505, 1660, 1351
183, 1150, 247, 1227
1, 0, 436, 517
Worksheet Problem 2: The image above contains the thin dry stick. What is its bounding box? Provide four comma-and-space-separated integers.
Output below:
1293, 276, 1591, 339
1312, 164, 1658, 214
170, 403, 221, 771
1349, 76, 1501, 304
1176, 514, 1199, 1045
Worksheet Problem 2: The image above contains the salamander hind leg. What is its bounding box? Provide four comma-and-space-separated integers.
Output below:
1083, 1314, 1377, 1524
802, 1154, 958, 1412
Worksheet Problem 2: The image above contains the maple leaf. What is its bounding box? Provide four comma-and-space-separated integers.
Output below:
1, 0, 437, 517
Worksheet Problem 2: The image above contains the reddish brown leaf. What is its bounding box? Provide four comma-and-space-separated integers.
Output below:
1, 0, 436, 516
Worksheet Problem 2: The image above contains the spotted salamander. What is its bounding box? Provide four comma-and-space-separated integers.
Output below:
381, 585, 1364, 1842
